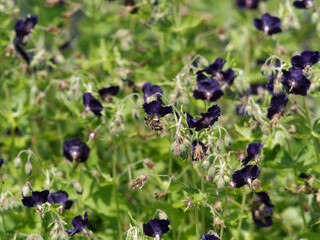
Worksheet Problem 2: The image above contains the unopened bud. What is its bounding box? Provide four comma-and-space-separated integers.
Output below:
159, 210, 169, 220
25, 161, 32, 175
73, 180, 83, 194
21, 184, 31, 197
217, 178, 225, 189
154, 191, 166, 199
2, 199, 9, 211
245, 105, 252, 116
224, 135, 231, 147
214, 201, 223, 212
207, 164, 216, 177
201, 158, 210, 170
252, 107, 261, 121
26, 235, 43, 240
216, 138, 223, 152
13, 156, 22, 168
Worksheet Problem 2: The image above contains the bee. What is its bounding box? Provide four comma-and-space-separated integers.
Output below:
144, 115, 163, 131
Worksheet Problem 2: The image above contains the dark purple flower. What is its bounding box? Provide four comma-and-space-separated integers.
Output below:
281, 68, 311, 96
142, 82, 163, 102
221, 68, 236, 85
197, 60, 236, 85
22, 190, 49, 208
15, 43, 32, 65
299, 173, 310, 179
235, 103, 248, 116
98, 86, 119, 102
252, 192, 274, 227
254, 13, 282, 36
242, 141, 263, 165
232, 165, 261, 188
143, 100, 173, 117
236, 0, 260, 10
83, 92, 103, 117
0, 158, 3, 169
48, 191, 75, 210
67, 212, 89, 236
202, 234, 220, 240
192, 140, 207, 161
266, 75, 276, 95
63, 138, 90, 163
15, 15, 38, 44
252, 205, 273, 227
143, 218, 170, 238
267, 93, 288, 119
293, 0, 314, 9
198, 58, 225, 76
193, 76, 224, 102
291, 51, 320, 69
186, 104, 221, 131
256, 192, 274, 208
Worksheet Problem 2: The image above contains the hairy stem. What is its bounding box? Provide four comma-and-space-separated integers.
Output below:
237, 191, 247, 240
113, 146, 123, 240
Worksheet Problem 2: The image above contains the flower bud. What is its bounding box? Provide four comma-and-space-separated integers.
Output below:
245, 105, 252, 116
2, 199, 9, 211
214, 201, 223, 212
13, 156, 22, 168
207, 164, 215, 177
201, 158, 210, 170
73, 180, 83, 194
216, 138, 224, 152
144, 158, 154, 170
130, 175, 148, 189
154, 191, 166, 200
224, 135, 231, 147
252, 107, 261, 121
26, 235, 43, 240
223, 175, 230, 183
25, 161, 32, 175
217, 178, 225, 189
21, 184, 31, 197
159, 210, 169, 220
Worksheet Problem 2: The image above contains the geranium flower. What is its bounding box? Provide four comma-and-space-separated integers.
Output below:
232, 165, 261, 188
281, 68, 311, 96
236, 0, 260, 10
15, 15, 38, 44
0, 158, 3, 169
142, 100, 173, 117
142, 82, 163, 102
48, 191, 75, 210
143, 218, 170, 239
63, 138, 90, 163
251, 192, 274, 227
202, 234, 220, 240
254, 13, 282, 36
267, 93, 288, 119
193, 76, 224, 102
186, 104, 221, 131
291, 50, 320, 69
67, 212, 89, 236
22, 190, 49, 208
83, 92, 103, 117
197, 61, 236, 85
242, 141, 263, 165
293, 0, 314, 9
98, 86, 119, 102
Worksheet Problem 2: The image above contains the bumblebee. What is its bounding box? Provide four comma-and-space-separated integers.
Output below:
144, 115, 163, 131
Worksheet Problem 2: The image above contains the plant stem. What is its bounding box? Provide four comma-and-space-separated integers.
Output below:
220, 196, 227, 240
113, 146, 123, 240
169, 157, 176, 240
236, 191, 247, 240
188, 150, 199, 239
293, 169, 308, 232
201, 169, 205, 235
302, 97, 320, 167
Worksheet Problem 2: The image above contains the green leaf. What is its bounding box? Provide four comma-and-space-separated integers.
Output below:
294, 145, 318, 170
263, 145, 293, 169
